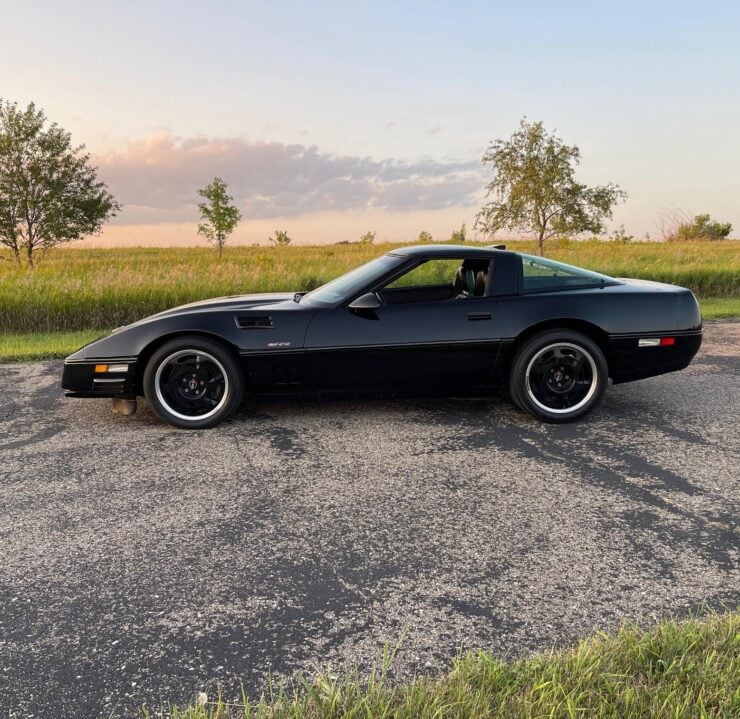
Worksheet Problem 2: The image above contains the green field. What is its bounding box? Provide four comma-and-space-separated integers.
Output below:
153, 612, 738, 719
0, 239, 738, 344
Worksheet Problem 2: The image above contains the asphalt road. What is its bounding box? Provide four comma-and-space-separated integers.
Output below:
1, 323, 739, 718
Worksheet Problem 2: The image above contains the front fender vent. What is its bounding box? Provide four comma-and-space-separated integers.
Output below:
235, 315, 273, 329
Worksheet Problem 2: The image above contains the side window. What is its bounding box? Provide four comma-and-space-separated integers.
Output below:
381, 258, 490, 305
521, 254, 612, 293
384, 260, 461, 289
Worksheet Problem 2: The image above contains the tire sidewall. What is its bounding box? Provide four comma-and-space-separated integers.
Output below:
510, 330, 608, 423
143, 336, 243, 429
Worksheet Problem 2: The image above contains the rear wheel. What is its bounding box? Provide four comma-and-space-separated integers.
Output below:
509, 330, 607, 422
143, 336, 243, 429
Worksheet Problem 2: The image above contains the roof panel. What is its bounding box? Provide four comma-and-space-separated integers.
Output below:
388, 244, 508, 259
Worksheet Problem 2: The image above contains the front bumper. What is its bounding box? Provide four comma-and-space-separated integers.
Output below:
62, 358, 139, 398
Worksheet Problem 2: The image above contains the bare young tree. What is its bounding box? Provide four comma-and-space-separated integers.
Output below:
657, 208, 693, 242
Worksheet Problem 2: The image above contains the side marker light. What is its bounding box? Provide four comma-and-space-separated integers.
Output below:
94, 363, 128, 373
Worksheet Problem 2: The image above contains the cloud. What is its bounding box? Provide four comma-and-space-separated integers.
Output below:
93, 135, 484, 224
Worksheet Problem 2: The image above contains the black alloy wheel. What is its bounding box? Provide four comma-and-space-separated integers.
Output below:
143, 336, 244, 429
510, 329, 608, 422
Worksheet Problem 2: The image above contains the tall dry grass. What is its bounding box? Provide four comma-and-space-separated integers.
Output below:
1, 239, 738, 333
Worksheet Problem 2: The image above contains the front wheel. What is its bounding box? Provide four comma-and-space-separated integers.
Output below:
509, 330, 608, 423
143, 336, 244, 429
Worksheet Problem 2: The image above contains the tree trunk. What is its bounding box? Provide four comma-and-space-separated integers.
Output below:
26, 242, 34, 269
537, 229, 545, 256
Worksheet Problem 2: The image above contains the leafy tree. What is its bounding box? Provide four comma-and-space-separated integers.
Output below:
0, 100, 120, 267
359, 230, 376, 244
269, 229, 291, 246
418, 230, 432, 243
197, 177, 241, 257
675, 213, 732, 241
451, 222, 467, 242
609, 224, 634, 244
476, 118, 626, 255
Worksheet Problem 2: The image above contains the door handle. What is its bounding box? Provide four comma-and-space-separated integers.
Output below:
468, 312, 492, 321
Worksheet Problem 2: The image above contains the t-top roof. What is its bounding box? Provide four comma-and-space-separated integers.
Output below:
388, 244, 510, 259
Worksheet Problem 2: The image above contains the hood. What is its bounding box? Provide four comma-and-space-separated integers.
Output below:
124, 292, 296, 328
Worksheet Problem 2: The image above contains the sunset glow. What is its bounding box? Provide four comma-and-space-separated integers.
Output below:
2, 1, 738, 245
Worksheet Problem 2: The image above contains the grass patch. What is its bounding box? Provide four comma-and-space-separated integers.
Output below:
151, 612, 738, 718
698, 296, 740, 320
0, 329, 106, 362
0, 240, 738, 333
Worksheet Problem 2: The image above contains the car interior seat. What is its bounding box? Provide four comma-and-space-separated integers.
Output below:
454, 262, 488, 298
474, 270, 487, 296
453, 268, 464, 297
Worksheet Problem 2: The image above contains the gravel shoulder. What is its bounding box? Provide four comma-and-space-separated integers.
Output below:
1, 323, 738, 718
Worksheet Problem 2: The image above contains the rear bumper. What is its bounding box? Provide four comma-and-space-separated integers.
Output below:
608, 329, 703, 383
62, 358, 139, 398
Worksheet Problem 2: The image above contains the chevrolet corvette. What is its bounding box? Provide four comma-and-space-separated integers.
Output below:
62, 245, 703, 428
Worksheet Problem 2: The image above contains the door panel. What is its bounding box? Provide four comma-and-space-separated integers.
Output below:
382, 284, 454, 305
305, 299, 502, 392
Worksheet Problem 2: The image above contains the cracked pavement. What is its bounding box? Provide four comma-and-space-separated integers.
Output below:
0, 322, 738, 717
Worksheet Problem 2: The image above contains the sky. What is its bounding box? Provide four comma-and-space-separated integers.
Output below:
2, 0, 739, 245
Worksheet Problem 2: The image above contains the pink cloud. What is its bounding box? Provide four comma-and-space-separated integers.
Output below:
93, 135, 484, 224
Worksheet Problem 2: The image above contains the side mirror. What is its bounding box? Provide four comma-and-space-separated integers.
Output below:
348, 292, 381, 311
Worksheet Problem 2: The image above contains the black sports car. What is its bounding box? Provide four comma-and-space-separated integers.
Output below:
62, 244, 703, 428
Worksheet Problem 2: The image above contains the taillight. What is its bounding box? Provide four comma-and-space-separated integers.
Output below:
638, 337, 677, 348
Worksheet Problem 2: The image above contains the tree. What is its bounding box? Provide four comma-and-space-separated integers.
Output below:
451, 222, 467, 242
197, 177, 241, 257
475, 118, 626, 255
675, 213, 732, 241
0, 100, 120, 267
359, 230, 375, 244
418, 230, 432, 243
269, 229, 291, 246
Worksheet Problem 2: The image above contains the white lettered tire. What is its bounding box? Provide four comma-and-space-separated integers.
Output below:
509, 329, 608, 423
143, 336, 244, 429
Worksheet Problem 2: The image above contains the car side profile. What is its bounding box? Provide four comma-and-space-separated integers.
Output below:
62, 245, 703, 428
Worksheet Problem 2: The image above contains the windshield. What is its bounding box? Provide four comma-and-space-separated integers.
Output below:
520, 254, 616, 292
301, 255, 404, 306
